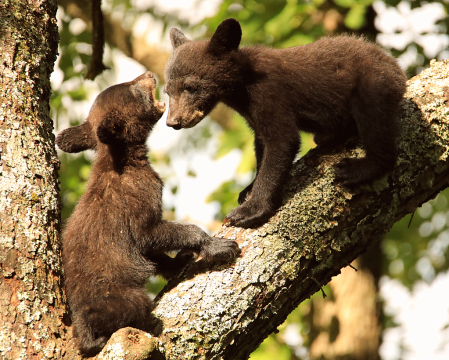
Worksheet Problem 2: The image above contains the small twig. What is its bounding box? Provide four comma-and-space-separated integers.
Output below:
86, 0, 109, 80
348, 263, 358, 271
310, 277, 327, 298
407, 211, 415, 228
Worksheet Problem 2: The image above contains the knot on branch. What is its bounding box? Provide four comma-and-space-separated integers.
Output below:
97, 328, 158, 360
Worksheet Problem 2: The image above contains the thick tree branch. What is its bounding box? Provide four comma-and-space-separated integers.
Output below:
95, 60, 449, 359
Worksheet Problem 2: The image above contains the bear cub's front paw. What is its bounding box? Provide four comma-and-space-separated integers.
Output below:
200, 238, 240, 263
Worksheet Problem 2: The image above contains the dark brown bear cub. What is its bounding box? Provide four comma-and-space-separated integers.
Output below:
57, 72, 240, 357
164, 18, 407, 228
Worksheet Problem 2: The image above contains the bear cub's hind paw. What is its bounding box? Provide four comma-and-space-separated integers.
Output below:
335, 157, 386, 187
224, 199, 276, 228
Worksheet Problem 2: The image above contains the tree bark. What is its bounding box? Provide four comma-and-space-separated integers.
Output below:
1, 4, 449, 357
0, 1, 78, 358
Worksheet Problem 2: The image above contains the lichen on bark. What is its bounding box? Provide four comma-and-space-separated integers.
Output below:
0, 1, 78, 358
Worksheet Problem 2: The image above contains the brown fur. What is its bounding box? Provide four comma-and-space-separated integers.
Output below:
57, 72, 240, 357
164, 18, 407, 228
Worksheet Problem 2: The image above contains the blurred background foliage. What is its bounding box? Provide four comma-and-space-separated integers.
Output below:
53, 0, 449, 359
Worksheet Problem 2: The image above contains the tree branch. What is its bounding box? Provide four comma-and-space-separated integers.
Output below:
58, 0, 169, 81
85, 0, 108, 80
94, 59, 449, 359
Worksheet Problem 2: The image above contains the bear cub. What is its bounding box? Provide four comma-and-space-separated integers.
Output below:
164, 18, 407, 228
57, 72, 240, 357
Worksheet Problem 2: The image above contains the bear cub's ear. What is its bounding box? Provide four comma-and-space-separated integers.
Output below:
96, 110, 126, 145
170, 28, 190, 49
208, 18, 242, 55
56, 122, 96, 153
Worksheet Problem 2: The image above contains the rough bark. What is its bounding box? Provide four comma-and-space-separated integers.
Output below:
0, 0, 78, 358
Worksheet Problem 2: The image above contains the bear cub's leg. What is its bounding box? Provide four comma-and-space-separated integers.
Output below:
334, 81, 401, 186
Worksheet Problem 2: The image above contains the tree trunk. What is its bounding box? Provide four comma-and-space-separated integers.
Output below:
0, 1, 78, 358
1, 4, 449, 357
308, 244, 382, 360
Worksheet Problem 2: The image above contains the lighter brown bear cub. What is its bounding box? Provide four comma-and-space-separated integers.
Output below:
57, 72, 240, 357
164, 18, 407, 229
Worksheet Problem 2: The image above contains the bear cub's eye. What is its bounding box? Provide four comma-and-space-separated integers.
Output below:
183, 82, 196, 93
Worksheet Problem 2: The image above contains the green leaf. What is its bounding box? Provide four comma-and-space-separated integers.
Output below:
333, 0, 355, 7
187, 170, 197, 177
216, 115, 253, 159
50, 93, 63, 109
68, 87, 88, 101
207, 180, 242, 220
344, 4, 367, 30
280, 33, 315, 48
237, 140, 256, 174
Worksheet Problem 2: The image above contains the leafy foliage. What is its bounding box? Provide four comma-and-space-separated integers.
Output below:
202, 0, 376, 47
384, 189, 449, 288
58, 153, 91, 221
